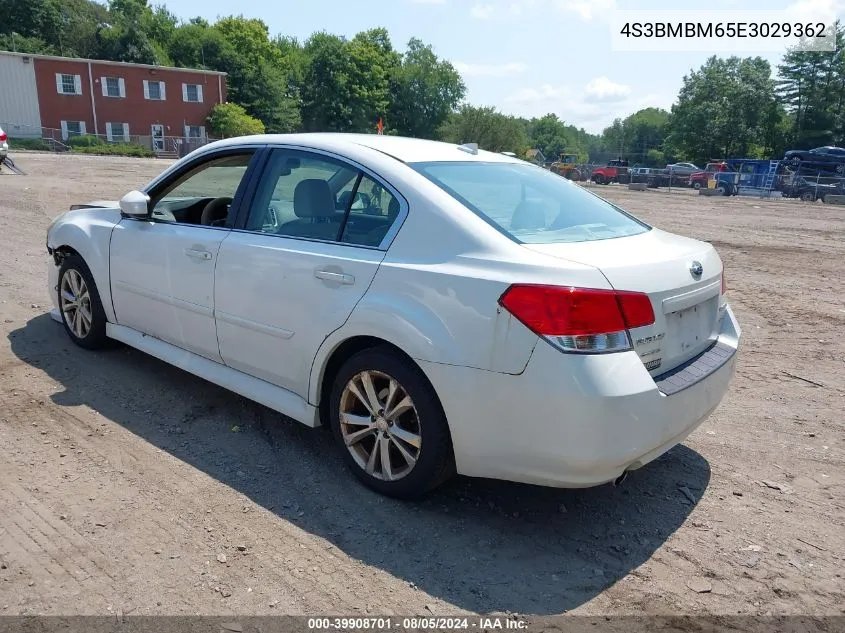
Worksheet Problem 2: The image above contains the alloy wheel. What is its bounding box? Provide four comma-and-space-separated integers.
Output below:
339, 370, 422, 482
60, 269, 93, 339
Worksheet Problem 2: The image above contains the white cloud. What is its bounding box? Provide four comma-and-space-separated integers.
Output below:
502, 77, 667, 132
453, 61, 528, 76
505, 84, 568, 103
583, 76, 631, 103
554, 0, 617, 21
471, 2, 496, 18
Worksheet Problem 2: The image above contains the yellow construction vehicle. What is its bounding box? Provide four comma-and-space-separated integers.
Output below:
550, 153, 583, 180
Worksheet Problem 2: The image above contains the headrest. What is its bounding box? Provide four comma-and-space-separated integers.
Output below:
294, 179, 335, 219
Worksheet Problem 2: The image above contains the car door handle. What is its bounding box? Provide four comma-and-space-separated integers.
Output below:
185, 248, 212, 261
315, 269, 355, 285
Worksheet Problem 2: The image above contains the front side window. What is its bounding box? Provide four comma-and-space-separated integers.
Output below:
412, 161, 649, 244
246, 150, 401, 247
149, 153, 254, 226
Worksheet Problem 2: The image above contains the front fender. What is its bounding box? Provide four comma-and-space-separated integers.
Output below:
47, 210, 120, 322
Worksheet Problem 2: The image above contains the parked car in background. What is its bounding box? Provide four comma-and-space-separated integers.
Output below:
0, 126, 8, 160
784, 146, 845, 168
783, 175, 843, 202
689, 162, 728, 189
45, 133, 740, 498
666, 162, 700, 176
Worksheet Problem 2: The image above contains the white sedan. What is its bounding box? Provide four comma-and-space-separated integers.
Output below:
46, 134, 741, 498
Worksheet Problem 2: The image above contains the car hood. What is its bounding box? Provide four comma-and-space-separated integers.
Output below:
70, 200, 120, 210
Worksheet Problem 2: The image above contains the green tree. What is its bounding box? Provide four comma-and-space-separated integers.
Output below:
207, 102, 265, 137
438, 104, 528, 153
667, 55, 781, 163
388, 38, 465, 138
777, 22, 845, 147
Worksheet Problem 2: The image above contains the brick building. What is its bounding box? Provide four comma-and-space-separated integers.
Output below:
0, 50, 227, 154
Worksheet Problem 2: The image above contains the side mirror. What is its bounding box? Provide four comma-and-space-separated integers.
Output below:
119, 190, 151, 218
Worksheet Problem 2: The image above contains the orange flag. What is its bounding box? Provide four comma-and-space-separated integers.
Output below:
376, 117, 384, 135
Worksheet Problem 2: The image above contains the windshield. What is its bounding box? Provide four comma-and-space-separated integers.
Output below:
411, 161, 650, 244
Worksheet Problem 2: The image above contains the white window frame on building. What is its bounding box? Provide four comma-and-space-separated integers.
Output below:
60, 120, 87, 141
182, 83, 204, 103
143, 80, 166, 101
56, 73, 82, 95
185, 125, 206, 140
102, 76, 126, 98
106, 122, 130, 142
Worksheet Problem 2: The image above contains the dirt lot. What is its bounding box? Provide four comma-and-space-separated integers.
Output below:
0, 153, 843, 618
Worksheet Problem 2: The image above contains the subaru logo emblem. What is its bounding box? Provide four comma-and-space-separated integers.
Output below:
690, 261, 703, 278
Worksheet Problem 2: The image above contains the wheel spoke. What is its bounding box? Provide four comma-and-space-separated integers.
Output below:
384, 379, 399, 414
79, 305, 92, 330
359, 371, 383, 414
69, 271, 81, 296
365, 437, 380, 475
390, 424, 421, 449
61, 289, 76, 304
379, 435, 393, 481
385, 395, 413, 420
347, 382, 375, 416
341, 412, 373, 427
344, 425, 376, 447
390, 435, 417, 468
73, 306, 83, 335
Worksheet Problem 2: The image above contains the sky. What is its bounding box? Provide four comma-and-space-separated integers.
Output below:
160, 0, 843, 134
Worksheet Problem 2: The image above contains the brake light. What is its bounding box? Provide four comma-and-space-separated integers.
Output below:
498, 285, 655, 353
0, 132, 6, 142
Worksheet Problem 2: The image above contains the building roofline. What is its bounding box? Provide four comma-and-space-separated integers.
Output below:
0, 50, 227, 76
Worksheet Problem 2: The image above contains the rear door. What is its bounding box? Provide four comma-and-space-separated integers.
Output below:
214, 147, 406, 398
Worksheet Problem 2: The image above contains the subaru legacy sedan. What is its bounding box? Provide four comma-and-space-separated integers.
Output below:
46, 134, 741, 498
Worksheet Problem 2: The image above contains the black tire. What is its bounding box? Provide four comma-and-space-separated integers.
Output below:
57, 254, 110, 349
716, 185, 727, 196
593, 174, 605, 185
329, 346, 455, 498
800, 191, 815, 202
693, 181, 702, 190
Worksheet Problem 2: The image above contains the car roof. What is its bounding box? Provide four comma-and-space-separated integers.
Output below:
203, 133, 521, 164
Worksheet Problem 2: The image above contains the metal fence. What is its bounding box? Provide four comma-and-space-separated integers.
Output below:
1, 123, 215, 157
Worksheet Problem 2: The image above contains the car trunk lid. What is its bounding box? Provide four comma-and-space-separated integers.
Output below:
523, 228, 723, 376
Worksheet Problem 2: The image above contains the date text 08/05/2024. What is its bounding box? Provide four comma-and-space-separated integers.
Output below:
307, 617, 528, 630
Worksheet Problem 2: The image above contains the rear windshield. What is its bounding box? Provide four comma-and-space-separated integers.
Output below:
411, 161, 650, 243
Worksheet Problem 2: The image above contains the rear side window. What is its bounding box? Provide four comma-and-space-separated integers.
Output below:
411, 161, 650, 244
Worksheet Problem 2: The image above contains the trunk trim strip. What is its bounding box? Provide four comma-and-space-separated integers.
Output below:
654, 340, 735, 396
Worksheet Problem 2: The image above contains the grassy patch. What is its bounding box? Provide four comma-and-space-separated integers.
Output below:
9, 138, 52, 152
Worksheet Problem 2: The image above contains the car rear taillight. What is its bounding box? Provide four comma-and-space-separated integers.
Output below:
498, 284, 655, 353
0, 132, 7, 142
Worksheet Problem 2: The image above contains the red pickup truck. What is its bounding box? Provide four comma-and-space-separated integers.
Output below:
591, 159, 630, 185
689, 162, 728, 189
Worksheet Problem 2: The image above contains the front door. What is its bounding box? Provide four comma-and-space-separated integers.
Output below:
214, 148, 404, 397
110, 149, 258, 361
151, 124, 165, 153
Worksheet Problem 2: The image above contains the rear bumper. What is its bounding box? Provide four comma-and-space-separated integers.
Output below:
420, 304, 741, 488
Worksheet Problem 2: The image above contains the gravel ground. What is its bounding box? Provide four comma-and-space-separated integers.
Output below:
0, 153, 843, 618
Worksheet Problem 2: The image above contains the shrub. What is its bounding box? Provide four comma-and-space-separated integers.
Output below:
207, 102, 265, 138
9, 138, 51, 152
72, 144, 156, 158
67, 134, 106, 148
